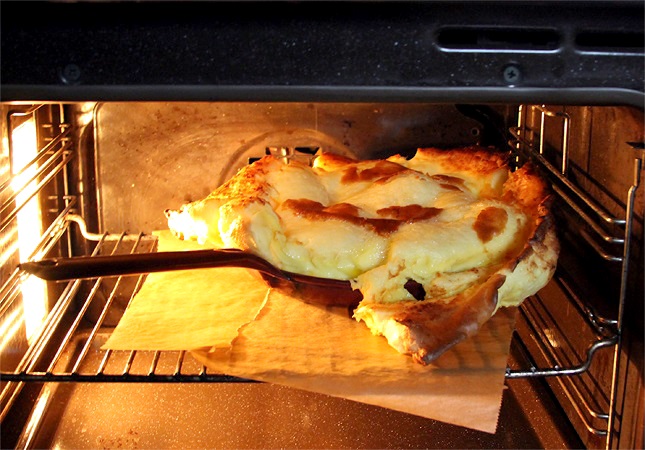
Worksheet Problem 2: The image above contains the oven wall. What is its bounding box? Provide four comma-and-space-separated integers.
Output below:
92, 102, 494, 233
523, 106, 645, 448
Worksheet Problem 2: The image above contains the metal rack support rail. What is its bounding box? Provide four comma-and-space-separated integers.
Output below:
507, 104, 643, 449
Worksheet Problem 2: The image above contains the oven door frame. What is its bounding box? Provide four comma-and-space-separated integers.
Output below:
1, 1, 643, 107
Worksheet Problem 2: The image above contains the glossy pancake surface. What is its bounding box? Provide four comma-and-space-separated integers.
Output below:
166, 147, 558, 364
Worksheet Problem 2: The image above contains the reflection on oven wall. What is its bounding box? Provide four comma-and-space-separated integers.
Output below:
93, 103, 489, 234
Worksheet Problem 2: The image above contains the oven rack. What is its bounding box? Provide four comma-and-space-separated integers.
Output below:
0, 212, 624, 437
0, 208, 625, 384
4, 104, 639, 385
509, 105, 642, 356
2, 106, 73, 243
508, 104, 643, 442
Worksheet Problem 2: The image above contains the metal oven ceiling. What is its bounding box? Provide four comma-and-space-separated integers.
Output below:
1, 1, 643, 106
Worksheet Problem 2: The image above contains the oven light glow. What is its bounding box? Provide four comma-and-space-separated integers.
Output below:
11, 116, 48, 343
0, 159, 10, 183
0, 227, 19, 268
544, 328, 559, 348
0, 307, 24, 355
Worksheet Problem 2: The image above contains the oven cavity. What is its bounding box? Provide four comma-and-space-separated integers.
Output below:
0, 102, 642, 449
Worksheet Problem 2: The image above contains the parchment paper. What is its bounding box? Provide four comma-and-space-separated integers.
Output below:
104, 231, 517, 434
102, 231, 269, 351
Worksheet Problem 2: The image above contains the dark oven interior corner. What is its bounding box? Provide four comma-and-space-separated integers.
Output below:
1, 1, 644, 449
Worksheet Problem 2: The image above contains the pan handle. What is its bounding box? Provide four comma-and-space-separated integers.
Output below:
18, 249, 292, 281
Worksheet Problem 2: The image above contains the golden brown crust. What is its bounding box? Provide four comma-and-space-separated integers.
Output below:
502, 162, 551, 215
413, 146, 510, 176
355, 274, 506, 365
206, 155, 276, 204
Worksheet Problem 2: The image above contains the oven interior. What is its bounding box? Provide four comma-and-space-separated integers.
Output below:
1, 0, 643, 448
0, 101, 642, 449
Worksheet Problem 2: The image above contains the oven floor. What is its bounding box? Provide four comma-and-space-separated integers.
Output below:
21, 373, 583, 449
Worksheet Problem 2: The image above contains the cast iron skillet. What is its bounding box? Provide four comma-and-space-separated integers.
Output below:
18, 249, 363, 308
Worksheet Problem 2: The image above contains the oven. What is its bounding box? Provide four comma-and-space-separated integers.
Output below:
1, 1, 643, 449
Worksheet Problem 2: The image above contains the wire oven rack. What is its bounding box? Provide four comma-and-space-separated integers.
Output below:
1, 104, 642, 444
508, 105, 643, 442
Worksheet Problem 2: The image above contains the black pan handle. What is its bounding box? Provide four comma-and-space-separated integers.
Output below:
18, 249, 291, 281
